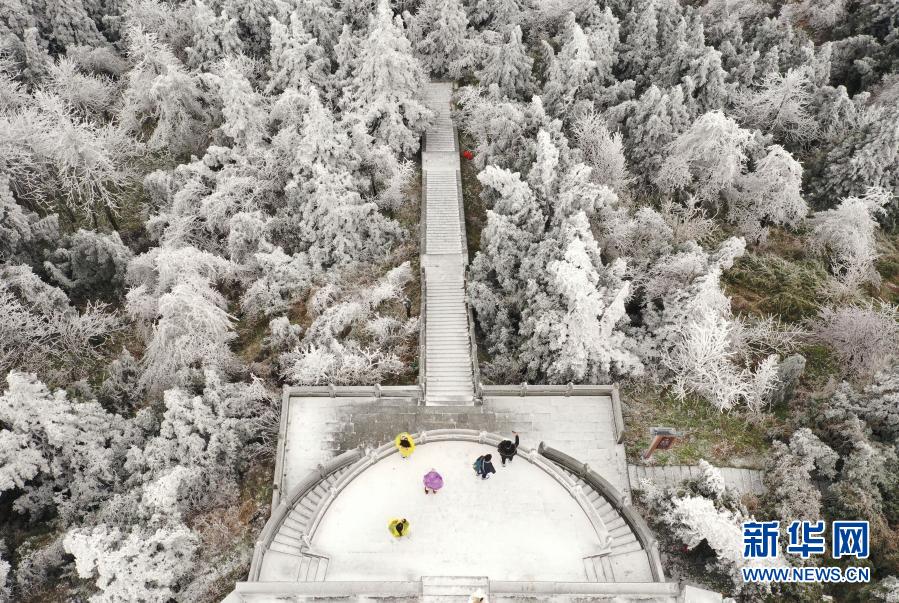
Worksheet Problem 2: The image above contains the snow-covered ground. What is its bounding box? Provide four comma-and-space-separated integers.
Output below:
312, 441, 601, 581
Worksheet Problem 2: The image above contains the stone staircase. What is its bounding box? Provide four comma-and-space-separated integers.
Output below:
258, 466, 351, 581
423, 84, 456, 152
421, 82, 475, 406
559, 468, 654, 583
421, 576, 489, 602
425, 170, 463, 254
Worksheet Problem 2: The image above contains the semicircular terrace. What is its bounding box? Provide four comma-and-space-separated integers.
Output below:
250, 430, 662, 584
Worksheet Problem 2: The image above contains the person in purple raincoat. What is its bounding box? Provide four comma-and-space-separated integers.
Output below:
423, 469, 444, 494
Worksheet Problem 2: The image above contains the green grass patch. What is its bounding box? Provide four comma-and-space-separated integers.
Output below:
458, 133, 486, 259
623, 384, 778, 467
874, 233, 899, 304
799, 344, 840, 389
723, 252, 829, 322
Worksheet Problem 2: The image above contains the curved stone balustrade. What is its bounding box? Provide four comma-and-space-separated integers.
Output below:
539, 443, 665, 582
249, 447, 364, 581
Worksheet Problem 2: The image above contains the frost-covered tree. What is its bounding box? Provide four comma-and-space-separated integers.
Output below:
606, 85, 690, 192
543, 16, 600, 116
285, 163, 402, 270
813, 101, 899, 202
240, 245, 311, 317
97, 350, 142, 414
457, 89, 564, 175
635, 236, 782, 410
0, 552, 9, 601
0, 175, 59, 261
469, 132, 639, 383
266, 12, 329, 94
572, 112, 632, 193
1, 92, 139, 225
656, 110, 753, 204
781, 0, 847, 33
213, 58, 268, 149
829, 416, 899, 541
125, 246, 236, 392
476, 26, 533, 99
808, 302, 899, 379
0, 266, 119, 379
46, 58, 114, 117
64, 523, 197, 603
733, 68, 818, 143
187, 0, 243, 69
520, 213, 641, 382
763, 428, 838, 524
280, 263, 417, 384
127, 371, 265, 485
410, 0, 471, 79
467, 0, 522, 29
44, 229, 133, 299
809, 187, 891, 290
346, 0, 432, 156
730, 145, 807, 243
0, 372, 128, 522
642, 471, 781, 594
119, 27, 211, 157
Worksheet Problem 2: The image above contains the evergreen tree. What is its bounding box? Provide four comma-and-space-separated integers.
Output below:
410, 0, 472, 79
266, 12, 330, 94
476, 25, 533, 99
346, 0, 432, 156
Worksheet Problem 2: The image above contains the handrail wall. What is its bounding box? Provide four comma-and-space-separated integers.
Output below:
538, 443, 665, 582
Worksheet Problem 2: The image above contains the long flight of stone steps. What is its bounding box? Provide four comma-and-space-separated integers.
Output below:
421, 82, 475, 405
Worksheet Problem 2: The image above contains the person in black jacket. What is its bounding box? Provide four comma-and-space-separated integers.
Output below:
497, 432, 519, 466
474, 454, 496, 479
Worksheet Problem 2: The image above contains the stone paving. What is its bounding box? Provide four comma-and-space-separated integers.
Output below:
628, 464, 765, 496
312, 441, 602, 582
278, 393, 632, 500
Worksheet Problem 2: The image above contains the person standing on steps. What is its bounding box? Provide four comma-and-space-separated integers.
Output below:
395, 433, 415, 459
389, 518, 410, 538
498, 432, 519, 466
473, 453, 496, 479
423, 469, 443, 494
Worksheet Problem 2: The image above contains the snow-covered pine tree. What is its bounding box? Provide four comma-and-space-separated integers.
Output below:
410, 0, 472, 79
476, 25, 533, 99
266, 12, 330, 94
346, 0, 432, 156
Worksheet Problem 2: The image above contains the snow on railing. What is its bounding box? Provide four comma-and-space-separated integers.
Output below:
538, 443, 665, 582
419, 261, 427, 403
248, 447, 364, 581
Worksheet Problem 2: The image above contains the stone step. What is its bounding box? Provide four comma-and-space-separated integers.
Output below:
611, 538, 643, 556
268, 540, 300, 555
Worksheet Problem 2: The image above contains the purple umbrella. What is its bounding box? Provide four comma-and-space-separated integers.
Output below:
423, 470, 444, 491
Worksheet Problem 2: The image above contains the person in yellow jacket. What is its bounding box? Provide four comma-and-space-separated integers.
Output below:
388, 518, 410, 538
395, 433, 415, 458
